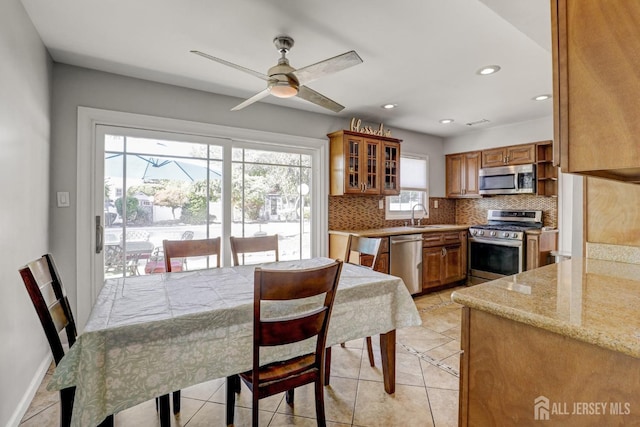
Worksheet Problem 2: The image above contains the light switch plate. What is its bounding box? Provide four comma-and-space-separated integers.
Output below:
57, 191, 70, 208
379, 199, 384, 209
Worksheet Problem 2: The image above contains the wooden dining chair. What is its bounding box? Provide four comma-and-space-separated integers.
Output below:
19, 254, 114, 427
160, 237, 221, 413
162, 236, 221, 272
229, 234, 279, 266
226, 260, 343, 427
325, 235, 381, 384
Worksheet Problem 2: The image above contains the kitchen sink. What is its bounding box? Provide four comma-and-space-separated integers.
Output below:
409, 224, 452, 229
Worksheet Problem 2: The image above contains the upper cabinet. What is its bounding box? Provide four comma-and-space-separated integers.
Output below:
481, 144, 535, 168
446, 151, 481, 198
328, 130, 401, 196
552, 0, 640, 183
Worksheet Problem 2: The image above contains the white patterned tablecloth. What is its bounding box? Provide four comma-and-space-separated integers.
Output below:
49, 257, 421, 427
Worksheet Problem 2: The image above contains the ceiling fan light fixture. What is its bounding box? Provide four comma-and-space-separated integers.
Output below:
269, 81, 298, 98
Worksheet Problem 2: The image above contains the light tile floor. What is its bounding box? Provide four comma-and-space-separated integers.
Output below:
19, 286, 464, 427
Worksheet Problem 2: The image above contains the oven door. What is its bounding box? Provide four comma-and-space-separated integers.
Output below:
468, 236, 523, 283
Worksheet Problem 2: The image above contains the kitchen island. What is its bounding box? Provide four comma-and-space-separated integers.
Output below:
452, 257, 640, 426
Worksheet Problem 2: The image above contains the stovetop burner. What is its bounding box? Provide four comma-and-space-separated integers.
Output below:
472, 223, 542, 232
469, 209, 543, 241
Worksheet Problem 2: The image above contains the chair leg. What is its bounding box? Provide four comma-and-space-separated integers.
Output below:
158, 394, 170, 427
324, 347, 332, 385
226, 376, 237, 426
97, 415, 114, 427
60, 387, 75, 427
172, 390, 181, 414
366, 336, 375, 367
314, 379, 327, 427
252, 392, 259, 427
286, 389, 295, 405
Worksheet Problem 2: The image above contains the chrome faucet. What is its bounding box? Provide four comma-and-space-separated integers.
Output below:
411, 203, 427, 226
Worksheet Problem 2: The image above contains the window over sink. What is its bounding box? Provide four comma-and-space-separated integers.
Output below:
385, 154, 429, 220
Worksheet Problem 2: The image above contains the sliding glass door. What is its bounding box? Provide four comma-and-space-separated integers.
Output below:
97, 125, 313, 279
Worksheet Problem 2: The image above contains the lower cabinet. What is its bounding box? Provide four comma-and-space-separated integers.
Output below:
422, 231, 467, 290
525, 230, 558, 271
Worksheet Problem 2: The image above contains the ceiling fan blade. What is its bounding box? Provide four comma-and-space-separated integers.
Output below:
191, 50, 270, 81
231, 88, 271, 111
291, 50, 363, 86
296, 86, 345, 113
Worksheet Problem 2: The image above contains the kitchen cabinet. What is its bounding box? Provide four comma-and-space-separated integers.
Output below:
535, 141, 558, 197
552, 0, 640, 183
525, 229, 558, 271
481, 144, 535, 168
446, 151, 481, 198
328, 130, 401, 196
422, 231, 467, 290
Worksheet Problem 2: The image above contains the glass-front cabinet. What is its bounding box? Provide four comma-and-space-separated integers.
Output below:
329, 130, 401, 196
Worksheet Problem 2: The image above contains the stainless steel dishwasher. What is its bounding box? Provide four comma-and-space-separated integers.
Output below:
390, 234, 423, 295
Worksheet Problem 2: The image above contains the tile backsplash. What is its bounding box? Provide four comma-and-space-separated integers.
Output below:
328, 196, 455, 230
456, 195, 558, 228
328, 195, 557, 231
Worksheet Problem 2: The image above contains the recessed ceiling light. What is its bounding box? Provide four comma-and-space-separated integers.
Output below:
381, 104, 398, 109
439, 119, 454, 124
533, 94, 552, 101
477, 65, 501, 75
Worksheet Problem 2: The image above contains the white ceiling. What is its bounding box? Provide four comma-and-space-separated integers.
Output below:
20, 0, 552, 138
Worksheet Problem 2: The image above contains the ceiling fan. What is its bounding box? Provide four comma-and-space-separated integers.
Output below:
191, 35, 362, 113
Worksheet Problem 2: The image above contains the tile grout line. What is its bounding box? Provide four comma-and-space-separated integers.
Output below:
399, 342, 460, 378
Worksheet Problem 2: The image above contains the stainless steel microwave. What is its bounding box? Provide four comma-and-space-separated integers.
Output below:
478, 164, 536, 195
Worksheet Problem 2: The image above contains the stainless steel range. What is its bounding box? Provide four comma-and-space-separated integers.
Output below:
468, 209, 542, 284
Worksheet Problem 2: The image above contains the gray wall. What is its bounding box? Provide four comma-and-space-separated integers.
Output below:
50, 63, 445, 321
0, 1, 52, 425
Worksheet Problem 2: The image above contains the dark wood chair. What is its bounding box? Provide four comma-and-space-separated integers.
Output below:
160, 237, 221, 414
325, 235, 381, 384
226, 260, 343, 427
162, 237, 221, 272
230, 234, 279, 266
19, 254, 114, 427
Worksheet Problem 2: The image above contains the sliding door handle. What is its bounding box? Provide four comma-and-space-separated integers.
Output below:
96, 215, 103, 254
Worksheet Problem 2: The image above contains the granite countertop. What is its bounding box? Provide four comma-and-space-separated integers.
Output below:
451, 257, 640, 358
329, 224, 470, 237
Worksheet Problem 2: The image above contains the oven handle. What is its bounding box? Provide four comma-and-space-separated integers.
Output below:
469, 236, 523, 247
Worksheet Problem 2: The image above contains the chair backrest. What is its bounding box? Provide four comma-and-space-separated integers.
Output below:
19, 254, 77, 366
230, 234, 279, 266
345, 235, 382, 269
163, 237, 221, 272
252, 260, 343, 371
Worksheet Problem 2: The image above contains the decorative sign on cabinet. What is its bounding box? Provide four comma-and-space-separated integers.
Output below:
552, 0, 640, 183
328, 130, 401, 196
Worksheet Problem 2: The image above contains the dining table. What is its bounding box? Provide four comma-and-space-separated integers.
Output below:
48, 257, 422, 427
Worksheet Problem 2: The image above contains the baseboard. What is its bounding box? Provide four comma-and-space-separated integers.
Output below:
7, 354, 52, 427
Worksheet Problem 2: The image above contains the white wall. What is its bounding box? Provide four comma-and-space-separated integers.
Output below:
443, 116, 554, 154
50, 64, 445, 321
0, 1, 53, 426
